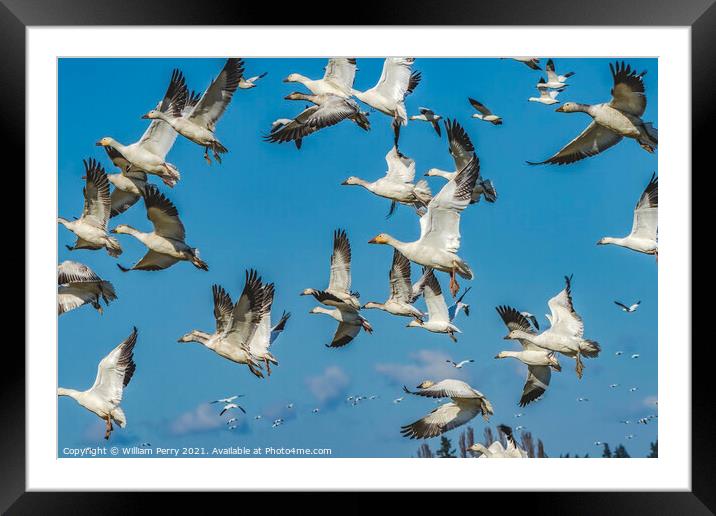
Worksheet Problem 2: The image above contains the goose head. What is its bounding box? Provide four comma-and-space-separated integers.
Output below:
362, 302, 382, 310
142, 109, 162, 120
110, 224, 133, 235
368, 233, 391, 245
96, 137, 113, 147
284, 91, 311, 101
406, 319, 423, 329
555, 102, 582, 113
341, 176, 362, 186
283, 73, 305, 84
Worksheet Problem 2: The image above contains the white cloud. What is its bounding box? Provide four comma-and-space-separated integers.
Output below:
168, 403, 234, 436
305, 366, 350, 408
375, 349, 466, 385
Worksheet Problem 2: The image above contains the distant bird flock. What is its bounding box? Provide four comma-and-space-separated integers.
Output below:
58, 57, 657, 446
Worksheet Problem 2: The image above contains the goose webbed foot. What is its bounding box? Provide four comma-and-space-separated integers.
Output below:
449, 268, 460, 298
575, 354, 584, 379
448, 332, 457, 343
204, 147, 212, 165
104, 416, 112, 440
265, 359, 272, 376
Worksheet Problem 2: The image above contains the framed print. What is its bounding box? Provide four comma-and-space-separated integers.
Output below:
4, 0, 709, 512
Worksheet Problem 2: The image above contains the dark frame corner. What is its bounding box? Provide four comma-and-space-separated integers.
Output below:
6, 0, 709, 513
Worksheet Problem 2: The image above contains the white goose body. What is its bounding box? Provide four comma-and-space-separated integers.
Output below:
59, 159, 122, 257
362, 250, 425, 319
284, 58, 357, 98
598, 174, 658, 256
342, 146, 431, 212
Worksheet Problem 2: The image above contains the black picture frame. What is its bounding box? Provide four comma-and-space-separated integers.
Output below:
4, 0, 706, 513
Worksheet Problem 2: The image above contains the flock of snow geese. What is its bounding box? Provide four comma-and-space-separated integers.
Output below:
58, 56, 657, 449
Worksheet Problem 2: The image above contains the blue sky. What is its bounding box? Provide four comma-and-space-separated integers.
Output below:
58, 57, 658, 458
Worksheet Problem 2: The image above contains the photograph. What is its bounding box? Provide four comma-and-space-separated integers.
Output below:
56, 56, 658, 460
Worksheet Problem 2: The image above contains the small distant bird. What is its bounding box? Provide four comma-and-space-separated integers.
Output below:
409, 107, 442, 136
219, 403, 246, 416
626, 434, 635, 440
615, 301, 641, 313
631, 354, 640, 359
629, 387, 639, 392
515, 425, 526, 431
514, 413, 524, 418
520, 312, 540, 331
346, 396, 354, 402
239, 71, 267, 89
272, 418, 284, 428
254, 415, 262, 420
637, 418, 650, 425
615, 351, 624, 356
529, 79, 562, 105
448, 287, 472, 321
140, 442, 152, 447
609, 383, 619, 388
446, 359, 474, 369
620, 420, 631, 424
368, 395, 379, 400
312, 408, 320, 414
211, 395, 243, 405
228, 425, 238, 430
594, 441, 603, 446
577, 397, 590, 402
393, 397, 404, 404
226, 418, 238, 424
510, 57, 541, 70
468, 98, 502, 125
286, 403, 294, 409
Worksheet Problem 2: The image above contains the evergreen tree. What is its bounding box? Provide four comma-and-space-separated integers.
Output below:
436, 436, 456, 458
613, 444, 630, 458
648, 440, 658, 458
602, 443, 612, 458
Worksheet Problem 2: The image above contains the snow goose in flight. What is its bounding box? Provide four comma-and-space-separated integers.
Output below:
446, 359, 474, 369
528, 61, 657, 165
247, 283, 291, 375
98, 69, 187, 187
406, 269, 461, 342
58, 260, 117, 316
424, 119, 497, 204
59, 159, 122, 257
58, 327, 138, 440
468, 98, 502, 125
529, 79, 562, 105
362, 249, 425, 320
301, 229, 361, 310
177, 270, 269, 378
341, 146, 432, 217
239, 71, 267, 89
509, 57, 542, 70
352, 57, 421, 146
598, 173, 658, 258
111, 185, 208, 272
284, 58, 357, 98
400, 379, 493, 439
309, 306, 373, 348
265, 92, 370, 146
210, 395, 243, 405
542, 59, 575, 89
144, 58, 245, 165
219, 403, 245, 416
502, 276, 600, 379
469, 424, 528, 458
495, 305, 562, 407
369, 121, 479, 297
615, 300, 641, 313
409, 107, 442, 136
